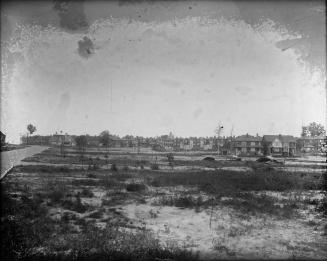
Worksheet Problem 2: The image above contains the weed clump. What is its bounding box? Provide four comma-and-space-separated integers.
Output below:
81, 188, 94, 197
126, 183, 146, 192
111, 163, 118, 171
151, 163, 159, 170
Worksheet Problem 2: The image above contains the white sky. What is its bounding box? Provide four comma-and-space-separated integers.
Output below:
1, 1, 326, 143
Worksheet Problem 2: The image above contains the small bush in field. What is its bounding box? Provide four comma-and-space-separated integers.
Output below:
111, 163, 118, 171
48, 188, 65, 204
122, 165, 129, 171
62, 194, 88, 213
81, 188, 94, 197
126, 183, 146, 192
87, 172, 97, 178
151, 163, 159, 170
154, 195, 208, 209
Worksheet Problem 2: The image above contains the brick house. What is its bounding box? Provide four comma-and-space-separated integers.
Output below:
232, 134, 263, 156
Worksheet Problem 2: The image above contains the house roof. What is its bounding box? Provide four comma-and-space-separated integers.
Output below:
234, 135, 262, 142
263, 135, 296, 143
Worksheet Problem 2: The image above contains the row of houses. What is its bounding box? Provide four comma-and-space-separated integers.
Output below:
157, 134, 326, 156
21, 132, 326, 156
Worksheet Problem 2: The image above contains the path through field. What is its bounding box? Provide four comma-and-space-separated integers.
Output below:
1, 145, 48, 179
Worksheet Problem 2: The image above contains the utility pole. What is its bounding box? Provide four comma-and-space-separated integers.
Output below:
230, 125, 234, 155
215, 123, 224, 156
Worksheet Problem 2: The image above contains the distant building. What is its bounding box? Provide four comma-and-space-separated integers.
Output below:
21, 135, 51, 145
50, 134, 74, 146
180, 138, 193, 150
200, 138, 214, 150
158, 135, 175, 151
262, 135, 297, 156
297, 135, 326, 153
232, 134, 263, 156
1, 131, 6, 146
85, 135, 100, 147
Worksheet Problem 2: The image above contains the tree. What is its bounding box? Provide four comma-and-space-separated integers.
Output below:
99, 130, 111, 168
301, 122, 326, 137
99, 130, 110, 147
75, 135, 88, 167
26, 124, 36, 144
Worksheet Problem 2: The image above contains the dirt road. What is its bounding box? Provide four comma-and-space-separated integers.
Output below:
1, 145, 48, 179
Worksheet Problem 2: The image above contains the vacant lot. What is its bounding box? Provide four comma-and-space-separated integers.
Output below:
2, 147, 327, 260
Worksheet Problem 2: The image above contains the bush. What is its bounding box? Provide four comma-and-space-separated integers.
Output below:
47, 183, 67, 204
111, 163, 118, 171
126, 183, 146, 192
154, 195, 207, 209
87, 173, 97, 178
62, 194, 89, 213
81, 188, 94, 197
151, 163, 159, 170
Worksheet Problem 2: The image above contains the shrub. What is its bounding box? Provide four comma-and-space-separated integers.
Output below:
151, 163, 159, 170
126, 183, 146, 192
87, 173, 97, 178
81, 188, 94, 197
47, 186, 66, 204
62, 194, 89, 213
72, 179, 100, 187
154, 195, 208, 209
111, 163, 118, 171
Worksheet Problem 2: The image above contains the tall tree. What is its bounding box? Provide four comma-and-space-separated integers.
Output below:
27, 124, 36, 135
99, 130, 110, 147
26, 124, 36, 144
301, 122, 326, 137
75, 135, 87, 167
99, 130, 110, 168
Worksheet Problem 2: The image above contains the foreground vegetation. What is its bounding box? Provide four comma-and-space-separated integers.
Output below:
1, 159, 326, 260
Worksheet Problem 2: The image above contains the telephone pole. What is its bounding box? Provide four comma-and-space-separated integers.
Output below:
215, 123, 224, 156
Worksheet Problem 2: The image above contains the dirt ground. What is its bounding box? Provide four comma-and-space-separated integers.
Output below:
2, 147, 326, 260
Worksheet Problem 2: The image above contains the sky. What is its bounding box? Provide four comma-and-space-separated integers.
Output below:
1, 0, 326, 143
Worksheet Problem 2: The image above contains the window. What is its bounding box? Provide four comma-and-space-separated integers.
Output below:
250, 142, 255, 146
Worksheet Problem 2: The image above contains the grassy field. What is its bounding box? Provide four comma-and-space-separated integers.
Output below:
2, 147, 327, 260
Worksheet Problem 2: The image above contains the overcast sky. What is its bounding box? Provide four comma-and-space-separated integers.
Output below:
1, 0, 326, 143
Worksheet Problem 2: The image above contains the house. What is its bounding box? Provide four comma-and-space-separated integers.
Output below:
158, 135, 175, 151
180, 138, 194, 150
297, 135, 326, 153
50, 134, 74, 146
85, 135, 100, 147
1, 131, 6, 146
21, 135, 51, 145
199, 137, 213, 151
232, 134, 263, 156
262, 135, 297, 156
